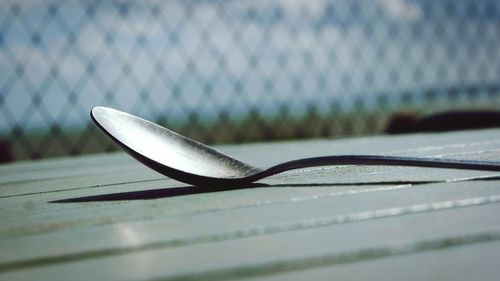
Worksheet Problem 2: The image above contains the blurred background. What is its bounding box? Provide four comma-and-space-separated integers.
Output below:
1, 0, 499, 162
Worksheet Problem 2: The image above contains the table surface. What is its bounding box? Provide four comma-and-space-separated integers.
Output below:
1, 129, 500, 281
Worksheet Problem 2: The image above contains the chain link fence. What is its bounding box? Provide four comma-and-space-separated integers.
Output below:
1, 0, 500, 161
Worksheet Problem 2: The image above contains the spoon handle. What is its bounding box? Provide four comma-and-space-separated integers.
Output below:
260, 155, 500, 178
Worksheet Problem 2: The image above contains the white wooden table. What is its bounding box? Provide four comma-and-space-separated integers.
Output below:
1, 129, 500, 280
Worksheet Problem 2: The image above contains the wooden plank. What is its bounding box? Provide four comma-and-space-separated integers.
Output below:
0, 169, 164, 198
1, 180, 499, 267
0, 129, 499, 280
1, 166, 499, 239
252, 242, 500, 281
0, 155, 145, 185
1, 129, 499, 191
0, 131, 499, 241
1, 200, 499, 280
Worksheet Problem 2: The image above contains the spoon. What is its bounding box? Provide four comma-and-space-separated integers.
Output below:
91, 106, 500, 187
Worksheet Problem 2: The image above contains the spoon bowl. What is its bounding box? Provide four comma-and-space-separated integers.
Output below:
91, 107, 500, 187
91, 106, 261, 186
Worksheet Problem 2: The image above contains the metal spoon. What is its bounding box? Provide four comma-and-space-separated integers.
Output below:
91, 106, 500, 187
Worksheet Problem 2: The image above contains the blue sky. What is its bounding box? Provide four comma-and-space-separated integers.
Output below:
1, 0, 499, 133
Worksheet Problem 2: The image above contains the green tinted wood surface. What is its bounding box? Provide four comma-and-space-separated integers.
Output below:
1, 129, 500, 280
